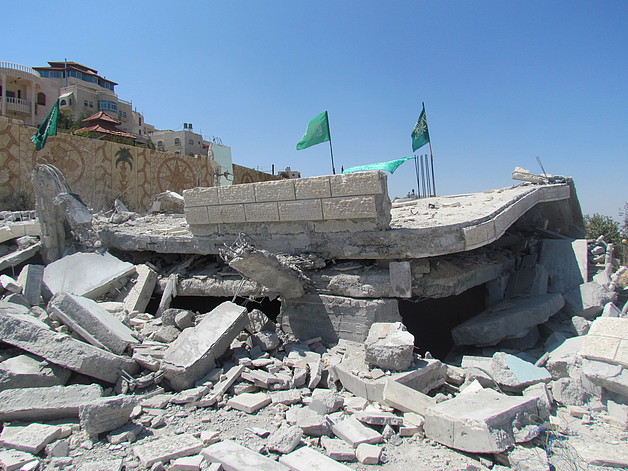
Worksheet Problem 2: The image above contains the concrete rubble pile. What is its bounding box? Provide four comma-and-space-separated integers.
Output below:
0, 165, 627, 470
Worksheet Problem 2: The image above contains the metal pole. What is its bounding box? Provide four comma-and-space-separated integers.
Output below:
414, 156, 420, 197
428, 141, 436, 196
326, 112, 336, 175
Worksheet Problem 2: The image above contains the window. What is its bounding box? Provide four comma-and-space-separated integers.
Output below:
37, 93, 46, 106
98, 100, 117, 113
175, 151, 180, 154
60, 99, 67, 106
174, 138, 181, 145
157, 141, 163, 147
84, 100, 89, 107
138, 117, 142, 126
89, 101, 93, 108
189, 139, 194, 145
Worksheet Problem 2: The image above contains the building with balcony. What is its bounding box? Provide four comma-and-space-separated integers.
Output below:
0, 62, 59, 126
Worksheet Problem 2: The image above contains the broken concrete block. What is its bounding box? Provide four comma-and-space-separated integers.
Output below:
79, 459, 124, 471
508, 446, 551, 471
17, 264, 44, 306
0, 308, 139, 383
424, 388, 539, 453
251, 331, 280, 351
270, 389, 302, 405
290, 407, 330, 436
79, 395, 138, 436
522, 383, 554, 419
398, 358, 447, 393
569, 440, 628, 468
226, 392, 271, 413
331, 416, 383, 447
0, 274, 21, 293
451, 294, 564, 346
544, 336, 583, 379
0, 243, 41, 272
49, 292, 138, 355
491, 352, 551, 392
570, 316, 591, 336
0, 449, 38, 471
43, 251, 136, 300
0, 353, 70, 391
162, 301, 248, 390
582, 358, 628, 397
0, 423, 61, 454
355, 443, 382, 465
320, 436, 356, 462
389, 261, 412, 298
244, 308, 274, 334
364, 322, 414, 371
175, 310, 195, 330
121, 264, 157, 314
580, 317, 628, 367
169, 455, 205, 471
354, 409, 403, 427
382, 378, 435, 415
563, 281, 617, 319
539, 239, 587, 293
309, 390, 344, 415
279, 446, 353, 471
133, 434, 204, 468
550, 377, 587, 406
202, 440, 289, 471
602, 302, 622, 318
0, 384, 102, 421
267, 425, 303, 454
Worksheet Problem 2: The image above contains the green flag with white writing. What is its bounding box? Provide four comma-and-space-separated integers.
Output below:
31, 99, 59, 151
411, 104, 430, 152
296, 111, 330, 150
343, 156, 415, 174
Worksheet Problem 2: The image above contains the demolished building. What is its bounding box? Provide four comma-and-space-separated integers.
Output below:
0, 165, 627, 470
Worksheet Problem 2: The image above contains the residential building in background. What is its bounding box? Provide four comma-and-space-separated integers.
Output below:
278, 167, 301, 179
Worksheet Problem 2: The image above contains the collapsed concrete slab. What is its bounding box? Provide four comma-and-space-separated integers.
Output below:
280, 445, 353, 471
49, 292, 138, 355
0, 308, 139, 383
43, 251, 136, 300
0, 384, 102, 421
424, 388, 539, 453
162, 301, 248, 390
281, 294, 401, 345
451, 293, 564, 346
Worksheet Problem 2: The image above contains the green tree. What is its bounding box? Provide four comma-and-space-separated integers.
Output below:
585, 213, 625, 262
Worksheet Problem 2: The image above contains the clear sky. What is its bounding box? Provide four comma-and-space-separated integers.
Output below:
6, 1, 627, 219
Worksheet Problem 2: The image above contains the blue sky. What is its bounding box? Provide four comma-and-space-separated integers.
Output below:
7, 1, 627, 219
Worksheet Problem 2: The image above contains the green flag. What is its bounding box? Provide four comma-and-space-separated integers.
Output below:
31, 99, 59, 151
296, 111, 330, 150
411, 104, 430, 152
343, 156, 414, 174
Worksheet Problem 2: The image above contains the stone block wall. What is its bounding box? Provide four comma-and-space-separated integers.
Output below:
183, 171, 392, 235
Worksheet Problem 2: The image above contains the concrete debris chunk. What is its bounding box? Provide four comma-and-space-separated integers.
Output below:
309, 390, 344, 415
0, 353, 71, 391
49, 292, 139, 355
320, 436, 356, 462
244, 308, 275, 334
43, 251, 136, 300
354, 409, 404, 427
539, 239, 587, 293
0, 449, 39, 471
78, 459, 124, 471
267, 425, 303, 454
451, 293, 564, 346
382, 378, 435, 415
0, 274, 21, 293
270, 389, 302, 405
290, 407, 330, 436
544, 336, 583, 379
364, 322, 414, 371
563, 281, 617, 319
279, 446, 353, 471
580, 316, 628, 367
121, 264, 158, 314
0, 384, 103, 421
0, 242, 42, 272
331, 416, 383, 447
424, 388, 539, 453
490, 352, 551, 392
0, 308, 138, 383
0, 423, 62, 454
251, 330, 280, 351
508, 446, 551, 471
202, 440, 290, 471
133, 434, 204, 468
16, 264, 44, 306
79, 395, 138, 436
227, 392, 271, 413
581, 358, 628, 397
162, 301, 248, 390
355, 443, 382, 465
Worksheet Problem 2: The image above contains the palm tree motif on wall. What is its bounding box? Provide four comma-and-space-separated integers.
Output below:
115, 147, 133, 170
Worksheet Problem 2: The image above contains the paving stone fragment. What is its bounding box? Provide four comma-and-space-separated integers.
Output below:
424, 388, 539, 453
364, 322, 414, 371
133, 434, 204, 468
0, 449, 39, 471
0, 423, 61, 454
320, 436, 356, 462
227, 392, 271, 413
355, 443, 382, 465
279, 446, 353, 470
202, 440, 289, 471
79, 395, 138, 436
162, 301, 248, 390
267, 425, 303, 454
331, 416, 383, 447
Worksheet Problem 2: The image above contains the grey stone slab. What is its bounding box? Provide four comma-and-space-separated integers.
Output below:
133, 434, 204, 468
451, 294, 564, 346
202, 440, 290, 471
0, 243, 41, 272
0, 423, 61, 454
0, 353, 70, 391
0, 309, 139, 383
121, 264, 157, 314
0, 449, 39, 471
491, 352, 551, 392
49, 292, 138, 355
382, 379, 435, 415
331, 416, 383, 447
79, 395, 138, 436
563, 281, 617, 318
0, 384, 102, 421
162, 301, 248, 390
279, 445, 354, 471
43, 251, 135, 300
17, 264, 44, 306
424, 388, 539, 453
364, 322, 414, 371
539, 239, 587, 293
389, 261, 412, 297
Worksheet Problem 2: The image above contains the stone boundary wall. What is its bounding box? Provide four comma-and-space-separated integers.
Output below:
183, 171, 392, 235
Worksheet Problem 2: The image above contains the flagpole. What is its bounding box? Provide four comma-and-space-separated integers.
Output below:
414, 156, 420, 197
327, 112, 336, 175
428, 140, 436, 196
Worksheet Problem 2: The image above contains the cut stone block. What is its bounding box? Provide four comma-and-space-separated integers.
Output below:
0, 353, 70, 391
162, 301, 248, 390
582, 358, 628, 397
544, 336, 583, 379
43, 251, 135, 300
133, 434, 204, 468
279, 446, 353, 471
0, 423, 61, 454
364, 322, 414, 371
267, 425, 303, 454
0, 384, 102, 421
539, 239, 587, 293
121, 264, 157, 314
170, 455, 205, 471
0, 309, 138, 383
49, 292, 138, 355
491, 352, 551, 392
226, 392, 271, 414
382, 379, 435, 415
17, 265, 44, 306
451, 294, 564, 346
202, 440, 290, 471
354, 410, 403, 427
355, 443, 381, 465
320, 436, 356, 462
0, 449, 38, 471
424, 388, 539, 453
79, 395, 138, 436
563, 281, 617, 319
0, 274, 21, 293
331, 416, 383, 447
580, 317, 628, 367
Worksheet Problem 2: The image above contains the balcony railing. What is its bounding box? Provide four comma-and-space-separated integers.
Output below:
0, 62, 40, 78
4, 97, 31, 114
